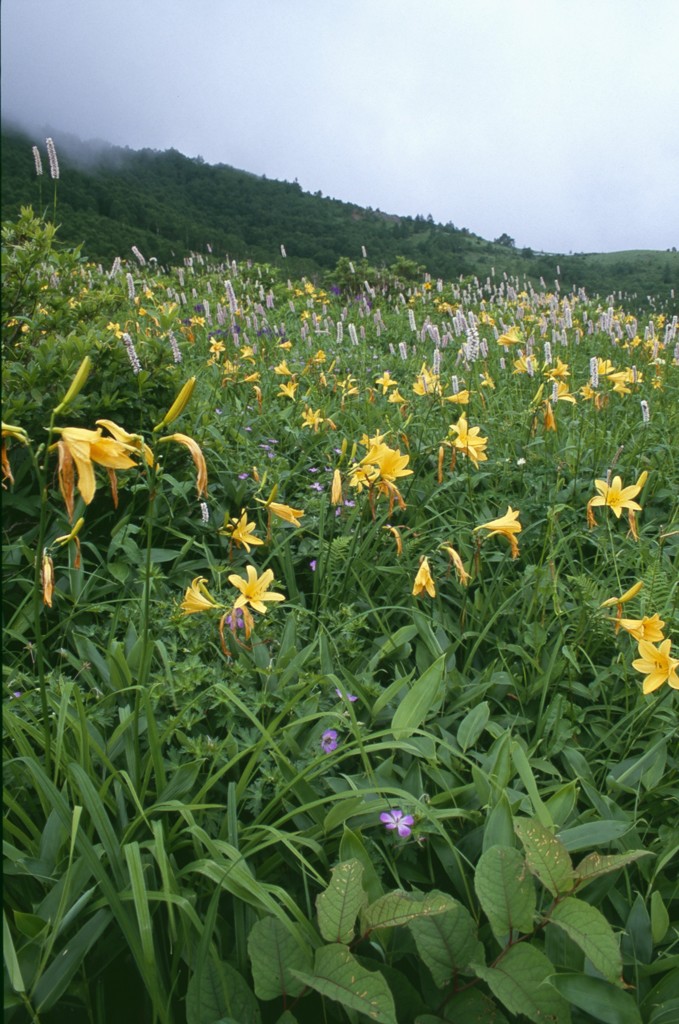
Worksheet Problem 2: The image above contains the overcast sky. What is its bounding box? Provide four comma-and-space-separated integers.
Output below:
2, 0, 678, 254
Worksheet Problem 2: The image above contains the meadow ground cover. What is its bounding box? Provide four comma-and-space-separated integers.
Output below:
2, 203, 678, 1024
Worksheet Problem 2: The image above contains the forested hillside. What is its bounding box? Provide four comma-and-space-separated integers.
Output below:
2, 124, 677, 307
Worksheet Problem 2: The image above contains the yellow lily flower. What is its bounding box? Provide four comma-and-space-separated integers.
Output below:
412, 557, 436, 598
475, 506, 522, 559
96, 419, 154, 466
56, 426, 138, 513
601, 581, 643, 608
447, 414, 489, 467
587, 471, 647, 520
227, 565, 285, 614
221, 509, 264, 552
632, 638, 679, 694
181, 576, 224, 614
617, 614, 665, 642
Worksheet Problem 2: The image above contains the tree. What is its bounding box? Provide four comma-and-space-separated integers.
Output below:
495, 233, 515, 248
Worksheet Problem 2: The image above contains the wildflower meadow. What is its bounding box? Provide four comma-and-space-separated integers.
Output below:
2, 190, 678, 1023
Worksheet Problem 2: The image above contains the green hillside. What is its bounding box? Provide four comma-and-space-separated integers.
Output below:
2, 124, 677, 307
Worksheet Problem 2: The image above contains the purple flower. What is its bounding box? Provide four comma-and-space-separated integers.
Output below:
238, 472, 249, 479
321, 729, 338, 753
335, 688, 357, 702
309, 560, 317, 572
310, 482, 324, 492
226, 609, 245, 630
380, 810, 414, 838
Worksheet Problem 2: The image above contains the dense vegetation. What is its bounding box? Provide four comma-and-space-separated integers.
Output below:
2, 168, 678, 1022
2, 125, 678, 310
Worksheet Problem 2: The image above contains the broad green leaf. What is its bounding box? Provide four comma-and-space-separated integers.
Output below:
550, 897, 622, 983
32, 909, 112, 1013
316, 858, 367, 944
474, 846, 536, 942
440, 987, 510, 1023
622, 894, 653, 965
483, 792, 515, 852
124, 841, 155, 970
275, 1013, 299, 1024
292, 944, 396, 1024
510, 741, 553, 828
3, 911, 24, 993
545, 780, 579, 827
573, 850, 652, 890
247, 916, 312, 999
650, 891, 670, 945
547, 973, 642, 1024
457, 701, 490, 752
514, 817, 574, 896
13, 911, 48, 941
186, 955, 261, 1024
409, 902, 484, 986
391, 654, 445, 741
339, 827, 384, 904
648, 999, 679, 1024
558, 820, 632, 851
362, 889, 457, 932
473, 943, 571, 1024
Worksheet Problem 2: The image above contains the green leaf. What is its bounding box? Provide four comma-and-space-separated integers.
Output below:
510, 741, 553, 828
545, 780, 579, 827
409, 902, 484, 986
3, 911, 25, 993
32, 909, 112, 1013
362, 890, 457, 932
186, 954, 261, 1024
483, 793, 516, 852
547, 973, 642, 1024
457, 701, 490, 752
550, 897, 622, 983
391, 654, 445, 741
13, 911, 49, 941
124, 841, 155, 970
622, 894, 653, 965
292, 943, 397, 1023
558, 820, 632, 851
648, 998, 679, 1024
316, 858, 367, 944
573, 850, 652, 890
440, 987, 510, 1023
473, 943, 571, 1024
247, 916, 312, 999
514, 817, 574, 896
650, 891, 670, 945
474, 846, 536, 942
339, 827, 384, 904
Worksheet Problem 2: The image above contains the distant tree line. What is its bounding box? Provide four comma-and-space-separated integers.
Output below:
2, 126, 677, 307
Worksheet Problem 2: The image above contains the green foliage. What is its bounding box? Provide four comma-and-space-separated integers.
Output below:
2, 201, 678, 1022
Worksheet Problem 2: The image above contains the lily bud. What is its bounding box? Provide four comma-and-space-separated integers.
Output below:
153, 376, 196, 431
54, 356, 92, 415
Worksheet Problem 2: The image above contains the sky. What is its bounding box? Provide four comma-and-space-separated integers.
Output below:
2, 0, 678, 255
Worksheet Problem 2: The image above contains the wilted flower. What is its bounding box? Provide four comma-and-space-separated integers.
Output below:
157, 433, 208, 498
380, 810, 414, 837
